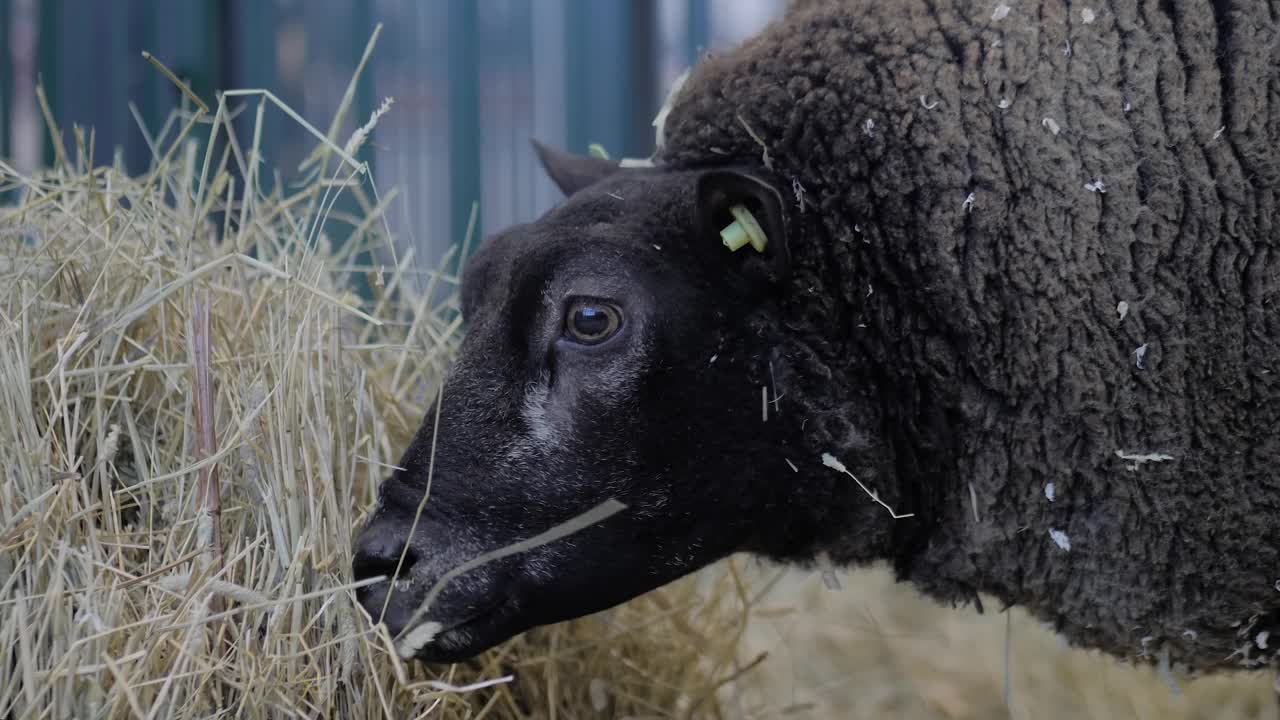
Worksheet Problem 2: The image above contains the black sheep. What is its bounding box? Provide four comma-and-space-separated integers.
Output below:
354, 0, 1280, 673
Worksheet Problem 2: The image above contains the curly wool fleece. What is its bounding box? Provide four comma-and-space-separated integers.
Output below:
659, 0, 1280, 672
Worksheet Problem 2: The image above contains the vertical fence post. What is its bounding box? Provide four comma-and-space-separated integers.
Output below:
626, 0, 657, 154
686, 0, 708, 66
563, 0, 589, 155
353, 0, 374, 178
447, 0, 480, 248
224, 0, 277, 190
1, 0, 11, 161
564, 0, 658, 160
102, 2, 132, 169
339, 0, 377, 297
130, 0, 161, 172
36, 0, 58, 168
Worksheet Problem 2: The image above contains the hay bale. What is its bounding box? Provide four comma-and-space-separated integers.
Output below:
0, 59, 757, 718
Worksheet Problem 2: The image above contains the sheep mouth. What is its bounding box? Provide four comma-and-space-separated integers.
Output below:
397, 600, 515, 663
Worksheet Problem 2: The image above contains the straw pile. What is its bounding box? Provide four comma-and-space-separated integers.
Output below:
0, 47, 763, 719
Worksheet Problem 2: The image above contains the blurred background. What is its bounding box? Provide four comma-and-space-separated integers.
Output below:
0, 0, 783, 269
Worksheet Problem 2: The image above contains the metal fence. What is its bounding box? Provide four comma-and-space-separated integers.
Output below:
1, 0, 784, 268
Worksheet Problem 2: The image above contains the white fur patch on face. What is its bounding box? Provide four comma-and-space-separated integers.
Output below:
520, 383, 559, 445
397, 621, 444, 659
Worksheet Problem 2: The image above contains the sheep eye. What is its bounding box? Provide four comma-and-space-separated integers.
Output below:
565, 300, 622, 344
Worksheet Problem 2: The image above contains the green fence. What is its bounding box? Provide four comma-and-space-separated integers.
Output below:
3, 0, 780, 269
0, 0, 11, 162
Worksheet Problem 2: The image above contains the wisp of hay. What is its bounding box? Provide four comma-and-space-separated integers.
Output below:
0, 37, 761, 719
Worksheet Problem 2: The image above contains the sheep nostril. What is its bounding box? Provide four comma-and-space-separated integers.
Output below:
352, 537, 418, 583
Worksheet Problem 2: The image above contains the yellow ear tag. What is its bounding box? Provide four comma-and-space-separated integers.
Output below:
720, 204, 768, 253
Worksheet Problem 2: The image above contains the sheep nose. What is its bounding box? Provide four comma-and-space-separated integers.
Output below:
352, 523, 418, 583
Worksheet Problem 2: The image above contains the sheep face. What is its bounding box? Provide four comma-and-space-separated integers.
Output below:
353, 146, 804, 662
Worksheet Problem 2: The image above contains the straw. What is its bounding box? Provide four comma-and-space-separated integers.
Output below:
0, 37, 761, 719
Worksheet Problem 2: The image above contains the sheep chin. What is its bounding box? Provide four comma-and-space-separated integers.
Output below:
396, 621, 444, 659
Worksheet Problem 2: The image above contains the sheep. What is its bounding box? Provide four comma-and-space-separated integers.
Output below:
353, 0, 1280, 673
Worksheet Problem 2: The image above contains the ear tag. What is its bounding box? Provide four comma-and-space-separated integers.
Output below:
720, 204, 769, 253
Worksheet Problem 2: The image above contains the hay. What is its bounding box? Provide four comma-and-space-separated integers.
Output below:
0, 48, 759, 719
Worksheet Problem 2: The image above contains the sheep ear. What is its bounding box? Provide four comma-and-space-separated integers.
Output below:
695, 168, 791, 285
532, 139, 623, 196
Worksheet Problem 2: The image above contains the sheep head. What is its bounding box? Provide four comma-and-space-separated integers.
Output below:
350, 144, 869, 663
